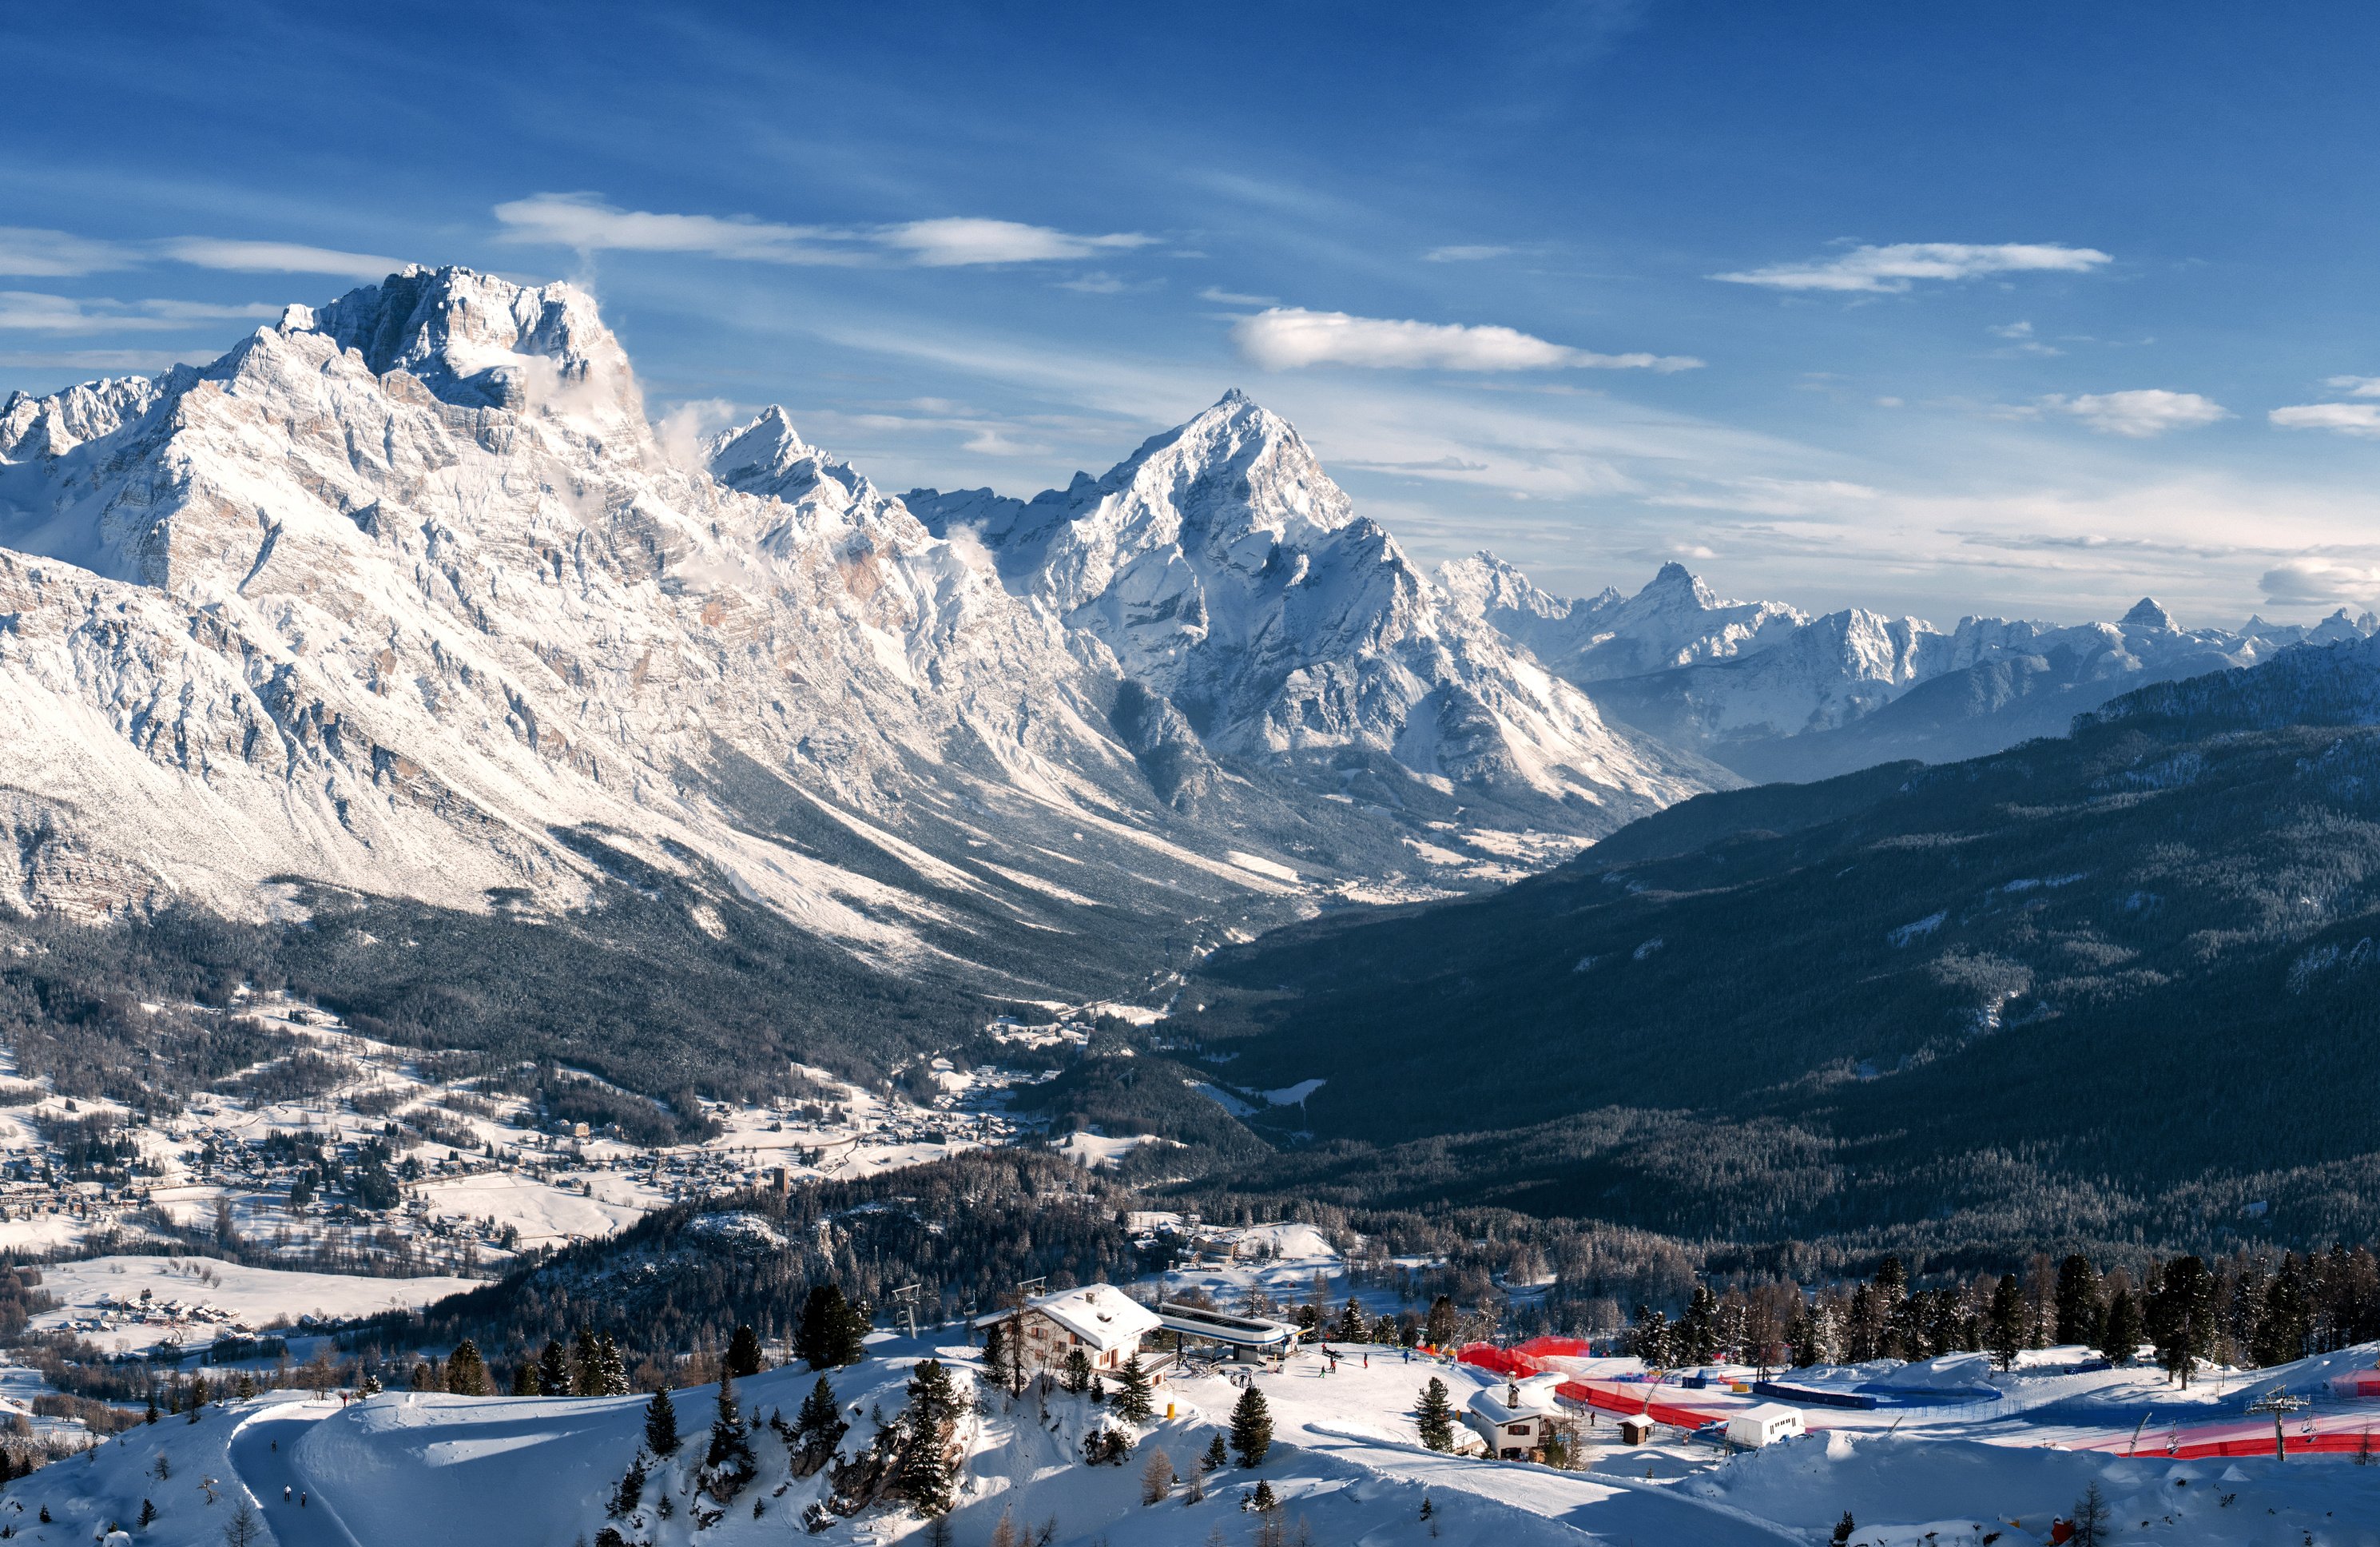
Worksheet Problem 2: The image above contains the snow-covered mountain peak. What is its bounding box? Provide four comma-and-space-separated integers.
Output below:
1637, 559, 1723, 611
312, 264, 643, 431
2119, 596, 2178, 633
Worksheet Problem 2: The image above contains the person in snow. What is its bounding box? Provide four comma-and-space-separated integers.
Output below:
282, 1487, 290, 1501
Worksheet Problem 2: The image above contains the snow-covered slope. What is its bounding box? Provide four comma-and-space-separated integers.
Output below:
904, 394, 1716, 829
1445, 553, 2370, 783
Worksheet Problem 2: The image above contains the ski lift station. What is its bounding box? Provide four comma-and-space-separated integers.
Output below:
1153, 1301, 1301, 1361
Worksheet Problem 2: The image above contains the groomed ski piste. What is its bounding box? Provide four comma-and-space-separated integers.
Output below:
12, 1326, 2380, 1547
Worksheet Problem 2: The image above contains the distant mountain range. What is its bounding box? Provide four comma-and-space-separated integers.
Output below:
1442, 552, 2376, 783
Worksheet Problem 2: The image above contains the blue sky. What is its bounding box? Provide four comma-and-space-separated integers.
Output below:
9, 1, 2380, 626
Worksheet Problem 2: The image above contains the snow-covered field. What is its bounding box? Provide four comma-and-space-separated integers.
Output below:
11, 1334, 2380, 1547
27, 1255, 478, 1355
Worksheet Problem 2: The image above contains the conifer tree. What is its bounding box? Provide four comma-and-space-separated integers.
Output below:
1333, 1298, 1365, 1342
537, 1338, 570, 1396
1113, 1354, 1154, 1423
793, 1375, 848, 1471
358, 1370, 382, 1397
143, 1388, 158, 1424
1230, 1383, 1272, 1468
1063, 1347, 1093, 1394
596, 1334, 630, 1395
797, 1284, 870, 1369
981, 1320, 1010, 1386
725, 1323, 765, 1378
896, 1360, 960, 1515
1205, 1431, 1228, 1471
2052, 1255, 2103, 1346
609, 1451, 647, 1517
2099, 1289, 2143, 1366
444, 1338, 491, 1396
644, 1384, 681, 1454
1679, 1285, 1721, 1365
1422, 1294, 1457, 1349
138, 1499, 156, 1528
1830, 1510, 1855, 1546
1986, 1275, 2025, 1372
1250, 1479, 1277, 1511
1414, 1377, 1456, 1451
1788, 1302, 1822, 1368
510, 1362, 536, 1396
704, 1371, 757, 1501
2252, 1257, 2312, 1367
570, 1326, 603, 1396
2145, 1256, 2217, 1386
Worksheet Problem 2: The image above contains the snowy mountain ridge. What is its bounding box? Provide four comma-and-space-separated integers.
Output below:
0, 267, 1717, 988
1442, 551, 2379, 781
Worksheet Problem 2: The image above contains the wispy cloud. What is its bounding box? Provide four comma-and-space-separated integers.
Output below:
1989, 320, 2063, 357
2322, 375, 2380, 398
0, 227, 136, 278
0, 292, 282, 333
1423, 245, 1512, 263
493, 194, 1151, 269
1714, 241, 2112, 293
1232, 307, 1701, 372
1198, 285, 1275, 306
160, 237, 402, 279
2044, 389, 2227, 438
2271, 401, 2380, 437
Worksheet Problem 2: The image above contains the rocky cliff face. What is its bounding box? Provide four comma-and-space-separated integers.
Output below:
0, 268, 1725, 986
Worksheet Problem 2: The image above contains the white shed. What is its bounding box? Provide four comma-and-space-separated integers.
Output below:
1724, 1403, 1806, 1449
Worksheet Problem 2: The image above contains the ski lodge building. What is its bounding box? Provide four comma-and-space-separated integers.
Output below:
1466, 1374, 1566, 1459
975, 1285, 1164, 1378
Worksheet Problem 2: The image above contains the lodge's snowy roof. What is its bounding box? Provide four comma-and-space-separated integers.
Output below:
974, 1284, 1160, 1352
1468, 1374, 1563, 1424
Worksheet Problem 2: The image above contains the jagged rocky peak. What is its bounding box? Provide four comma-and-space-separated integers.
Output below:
308, 264, 643, 428
706, 405, 813, 484
1439, 551, 1601, 624
0, 375, 172, 460
1635, 559, 1723, 611
2120, 596, 2178, 633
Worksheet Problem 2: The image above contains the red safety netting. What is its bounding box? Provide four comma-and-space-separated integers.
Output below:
1454, 1343, 1540, 1378
1555, 1380, 1727, 1430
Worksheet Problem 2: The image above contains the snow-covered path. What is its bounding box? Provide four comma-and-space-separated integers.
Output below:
228, 1405, 361, 1547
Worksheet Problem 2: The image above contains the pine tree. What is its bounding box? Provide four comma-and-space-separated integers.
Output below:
799, 1284, 869, 1370
1205, 1432, 1228, 1471
2252, 1257, 2312, 1367
725, 1323, 765, 1378
897, 1360, 961, 1515
1113, 1355, 1154, 1423
981, 1320, 1010, 1387
2146, 1256, 2217, 1386
609, 1451, 648, 1517
1063, 1347, 1093, 1394
570, 1326, 602, 1396
510, 1362, 536, 1396
1333, 1298, 1365, 1342
138, 1499, 156, 1528
597, 1334, 630, 1395
645, 1384, 681, 1454
1986, 1275, 2025, 1372
1423, 1294, 1457, 1349
1230, 1383, 1272, 1468
1679, 1286, 1721, 1365
444, 1338, 491, 1396
1250, 1479, 1278, 1511
2100, 1289, 2143, 1366
2053, 1255, 2102, 1346
1788, 1302, 1822, 1368
793, 1375, 848, 1471
538, 1338, 570, 1396
358, 1370, 383, 1397
143, 1388, 158, 1424
704, 1371, 757, 1502
234, 1370, 256, 1402
1414, 1378, 1456, 1451
1830, 1510, 1855, 1546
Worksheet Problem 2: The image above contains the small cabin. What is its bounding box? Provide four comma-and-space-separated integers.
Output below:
1465, 1376, 1564, 1460
1618, 1414, 1658, 1446
1724, 1403, 1806, 1450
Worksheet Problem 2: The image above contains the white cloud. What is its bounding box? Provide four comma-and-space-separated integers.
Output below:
2261, 557, 2380, 606
161, 238, 402, 280
1053, 272, 1128, 294
878, 217, 1153, 267
2321, 376, 2380, 398
1232, 307, 1701, 373
0, 227, 133, 277
2044, 389, 2228, 438
493, 194, 1151, 269
1714, 241, 2112, 293
1198, 285, 1275, 306
2271, 402, 2380, 437
1423, 245, 1512, 263
1990, 320, 2035, 338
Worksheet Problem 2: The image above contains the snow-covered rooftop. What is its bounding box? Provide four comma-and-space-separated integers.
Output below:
977, 1284, 1159, 1353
